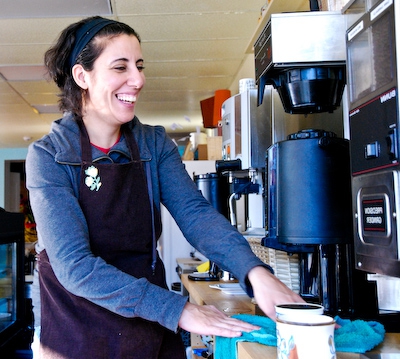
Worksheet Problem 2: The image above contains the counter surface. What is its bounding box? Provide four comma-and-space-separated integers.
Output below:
181, 274, 400, 359
181, 274, 254, 316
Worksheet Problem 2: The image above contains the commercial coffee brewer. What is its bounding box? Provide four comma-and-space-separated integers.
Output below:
345, 0, 400, 331
255, 10, 378, 319
220, 87, 273, 233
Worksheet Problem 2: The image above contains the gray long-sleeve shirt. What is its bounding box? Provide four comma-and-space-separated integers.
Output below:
26, 114, 269, 332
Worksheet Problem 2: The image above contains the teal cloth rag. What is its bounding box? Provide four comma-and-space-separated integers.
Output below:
333, 316, 386, 353
214, 314, 276, 359
214, 314, 386, 359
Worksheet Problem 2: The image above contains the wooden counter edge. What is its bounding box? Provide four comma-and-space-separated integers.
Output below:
237, 333, 400, 359
181, 274, 400, 358
237, 342, 360, 359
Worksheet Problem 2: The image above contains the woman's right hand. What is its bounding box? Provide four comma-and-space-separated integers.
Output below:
178, 302, 259, 337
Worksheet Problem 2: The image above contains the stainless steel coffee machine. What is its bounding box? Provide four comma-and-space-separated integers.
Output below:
256, 10, 378, 319
345, 0, 400, 329
221, 87, 273, 233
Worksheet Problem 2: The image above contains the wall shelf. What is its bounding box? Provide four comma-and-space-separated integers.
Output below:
245, 0, 310, 54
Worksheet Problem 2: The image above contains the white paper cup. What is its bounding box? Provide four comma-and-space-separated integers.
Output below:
275, 303, 324, 319
276, 314, 336, 359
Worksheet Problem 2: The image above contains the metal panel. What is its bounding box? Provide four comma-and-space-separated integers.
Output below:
270, 11, 347, 66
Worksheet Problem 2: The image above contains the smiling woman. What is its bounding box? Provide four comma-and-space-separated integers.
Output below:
25, 15, 303, 359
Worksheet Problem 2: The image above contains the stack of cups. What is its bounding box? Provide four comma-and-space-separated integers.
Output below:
275, 303, 336, 359
239, 78, 256, 93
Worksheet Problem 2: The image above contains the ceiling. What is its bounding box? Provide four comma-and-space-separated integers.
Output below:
0, 0, 269, 148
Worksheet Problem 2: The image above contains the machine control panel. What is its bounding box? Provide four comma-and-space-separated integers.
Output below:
349, 88, 399, 175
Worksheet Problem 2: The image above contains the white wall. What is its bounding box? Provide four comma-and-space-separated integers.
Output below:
229, 54, 255, 96
0, 148, 28, 209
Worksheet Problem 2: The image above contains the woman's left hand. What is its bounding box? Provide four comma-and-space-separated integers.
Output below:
178, 302, 260, 337
248, 266, 305, 321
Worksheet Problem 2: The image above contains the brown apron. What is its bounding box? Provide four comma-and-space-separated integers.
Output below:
38, 120, 186, 359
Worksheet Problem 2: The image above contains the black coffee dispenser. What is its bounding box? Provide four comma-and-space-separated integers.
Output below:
263, 129, 367, 314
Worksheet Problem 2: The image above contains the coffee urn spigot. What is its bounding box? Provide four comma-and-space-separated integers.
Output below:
222, 168, 261, 228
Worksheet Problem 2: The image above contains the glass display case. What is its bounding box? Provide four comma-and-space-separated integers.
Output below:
0, 241, 18, 332
0, 209, 32, 357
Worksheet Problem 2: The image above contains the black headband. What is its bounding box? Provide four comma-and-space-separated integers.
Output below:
69, 17, 117, 68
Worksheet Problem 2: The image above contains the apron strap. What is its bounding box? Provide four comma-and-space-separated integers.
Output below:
77, 118, 93, 162
122, 124, 158, 274
121, 123, 141, 161
145, 161, 157, 274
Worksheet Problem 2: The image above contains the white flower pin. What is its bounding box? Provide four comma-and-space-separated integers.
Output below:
85, 165, 102, 191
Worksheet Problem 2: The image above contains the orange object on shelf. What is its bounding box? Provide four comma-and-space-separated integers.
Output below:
200, 89, 231, 128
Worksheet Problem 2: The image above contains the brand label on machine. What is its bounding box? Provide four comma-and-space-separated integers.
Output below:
362, 198, 386, 232
370, 0, 393, 21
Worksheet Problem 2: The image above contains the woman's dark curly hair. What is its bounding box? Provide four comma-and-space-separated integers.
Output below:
44, 16, 141, 118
